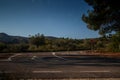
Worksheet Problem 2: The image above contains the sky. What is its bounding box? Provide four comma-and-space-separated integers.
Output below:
0, 0, 99, 39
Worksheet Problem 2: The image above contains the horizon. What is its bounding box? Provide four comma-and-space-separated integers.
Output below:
0, 0, 100, 39
0, 32, 100, 40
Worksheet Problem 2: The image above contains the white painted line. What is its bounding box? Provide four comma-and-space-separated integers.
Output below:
79, 70, 110, 73
8, 54, 21, 61
52, 52, 66, 60
52, 52, 55, 55
31, 56, 37, 60
75, 63, 120, 65
33, 71, 62, 73
32, 70, 110, 73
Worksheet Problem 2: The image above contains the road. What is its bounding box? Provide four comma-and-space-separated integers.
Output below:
0, 51, 120, 79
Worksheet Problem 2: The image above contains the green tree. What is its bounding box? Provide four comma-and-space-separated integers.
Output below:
108, 32, 120, 52
29, 33, 45, 48
82, 39, 91, 50
96, 40, 104, 50
82, 0, 120, 35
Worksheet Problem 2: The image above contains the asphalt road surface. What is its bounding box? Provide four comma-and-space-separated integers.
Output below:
0, 51, 120, 79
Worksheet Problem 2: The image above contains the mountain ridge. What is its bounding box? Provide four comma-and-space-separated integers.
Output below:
0, 33, 28, 43
0, 33, 57, 43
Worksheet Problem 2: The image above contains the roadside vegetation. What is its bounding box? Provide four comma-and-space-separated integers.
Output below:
0, 33, 120, 53
0, 33, 90, 53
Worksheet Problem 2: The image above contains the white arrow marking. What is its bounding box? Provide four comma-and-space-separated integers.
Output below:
52, 52, 66, 60
8, 54, 21, 61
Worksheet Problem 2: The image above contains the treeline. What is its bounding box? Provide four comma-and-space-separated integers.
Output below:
0, 33, 120, 53
0, 33, 85, 53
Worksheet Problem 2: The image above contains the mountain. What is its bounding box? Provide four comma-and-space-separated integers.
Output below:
45, 36, 57, 39
0, 33, 28, 43
0, 33, 57, 43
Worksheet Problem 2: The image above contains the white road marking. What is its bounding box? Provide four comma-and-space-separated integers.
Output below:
33, 71, 62, 73
8, 54, 21, 61
31, 56, 37, 60
79, 70, 110, 72
32, 70, 110, 73
75, 63, 120, 65
52, 52, 66, 60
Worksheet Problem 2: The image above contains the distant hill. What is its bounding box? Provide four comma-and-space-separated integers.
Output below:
45, 36, 57, 40
0, 33, 57, 43
0, 33, 28, 43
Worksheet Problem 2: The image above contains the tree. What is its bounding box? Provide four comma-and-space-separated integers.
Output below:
108, 32, 120, 52
29, 33, 45, 48
82, 0, 120, 35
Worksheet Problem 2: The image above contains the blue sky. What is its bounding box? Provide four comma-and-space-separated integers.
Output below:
0, 0, 99, 39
